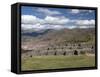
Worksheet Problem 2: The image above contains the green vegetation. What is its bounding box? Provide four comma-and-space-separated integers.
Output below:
21, 55, 95, 71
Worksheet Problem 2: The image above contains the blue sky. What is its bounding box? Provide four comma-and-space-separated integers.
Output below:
21, 6, 95, 30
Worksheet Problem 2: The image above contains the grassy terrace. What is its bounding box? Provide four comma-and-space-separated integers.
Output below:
21, 55, 95, 71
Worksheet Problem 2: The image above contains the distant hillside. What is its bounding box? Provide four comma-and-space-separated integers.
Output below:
22, 28, 95, 44
22, 29, 51, 37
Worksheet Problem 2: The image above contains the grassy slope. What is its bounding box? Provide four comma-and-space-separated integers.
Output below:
22, 28, 95, 44
21, 55, 95, 71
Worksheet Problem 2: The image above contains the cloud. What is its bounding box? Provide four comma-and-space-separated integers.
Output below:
82, 10, 94, 13
22, 24, 64, 31
88, 10, 93, 13
22, 15, 44, 25
21, 15, 95, 30
75, 19, 95, 28
22, 15, 37, 25
21, 15, 69, 30
71, 9, 80, 14
44, 16, 69, 25
76, 19, 95, 25
22, 15, 69, 25
22, 23, 44, 30
71, 9, 94, 14
37, 8, 61, 15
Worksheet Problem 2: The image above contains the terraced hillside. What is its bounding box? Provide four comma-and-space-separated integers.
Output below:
21, 28, 95, 57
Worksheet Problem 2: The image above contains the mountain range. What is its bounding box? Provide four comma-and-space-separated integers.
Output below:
21, 28, 95, 47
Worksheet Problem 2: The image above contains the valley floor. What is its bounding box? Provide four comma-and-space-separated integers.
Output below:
21, 55, 95, 71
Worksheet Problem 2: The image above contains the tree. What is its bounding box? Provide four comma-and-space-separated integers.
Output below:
63, 51, 66, 56
74, 50, 78, 55
47, 48, 50, 50
30, 55, 32, 57
54, 51, 57, 55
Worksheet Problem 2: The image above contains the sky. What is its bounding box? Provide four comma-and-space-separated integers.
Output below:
21, 6, 95, 31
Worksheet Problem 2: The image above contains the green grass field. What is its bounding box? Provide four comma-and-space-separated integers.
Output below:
21, 55, 95, 71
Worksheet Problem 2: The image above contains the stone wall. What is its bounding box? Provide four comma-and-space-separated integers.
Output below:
22, 43, 95, 58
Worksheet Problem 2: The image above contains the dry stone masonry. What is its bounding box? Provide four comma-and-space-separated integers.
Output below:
22, 43, 95, 58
